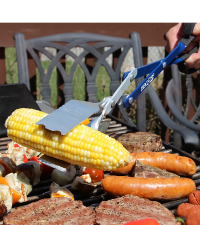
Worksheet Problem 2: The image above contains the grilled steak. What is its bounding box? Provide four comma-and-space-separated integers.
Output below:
132, 160, 179, 178
110, 132, 163, 153
3, 197, 95, 225
95, 195, 180, 225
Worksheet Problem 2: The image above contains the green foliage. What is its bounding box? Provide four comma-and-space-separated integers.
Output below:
66, 61, 86, 101
5, 47, 18, 84
96, 66, 111, 101
36, 61, 58, 108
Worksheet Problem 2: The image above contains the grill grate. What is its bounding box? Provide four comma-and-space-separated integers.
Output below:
1, 115, 200, 219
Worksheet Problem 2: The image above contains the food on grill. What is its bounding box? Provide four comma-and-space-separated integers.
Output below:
132, 160, 179, 178
5, 173, 27, 203
5, 108, 132, 171
176, 203, 198, 218
26, 161, 42, 185
112, 152, 196, 176
0, 185, 12, 217
179, 204, 200, 225
0, 165, 5, 177
110, 132, 163, 153
29, 155, 54, 175
17, 172, 32, 195
188, 190, 200, 205
23, 154, 28, 163
71, 177, 96, 194
7, 141, 39, 165
186, 214, 200, 225
16, 161, 43, 186
95, 195, 180, 225
82, 167, 104, 182
0, 177, 21, 205
176, 202, 200, 225
123, 219, 160, 225
0, 157, 16, 175
50, 182, 74, 200
80, 174, 92, 183
3, 197, 96, 225
81, 118, 90, 125
51, 165, 76, 186
102, 175, 196, 200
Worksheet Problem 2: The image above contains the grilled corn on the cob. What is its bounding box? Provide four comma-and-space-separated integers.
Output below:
5, 108, 132, 170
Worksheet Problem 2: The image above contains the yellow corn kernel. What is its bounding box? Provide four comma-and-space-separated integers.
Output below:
5, 108, 132, 171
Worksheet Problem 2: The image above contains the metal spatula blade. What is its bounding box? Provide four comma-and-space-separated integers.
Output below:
36, 100, 100, 135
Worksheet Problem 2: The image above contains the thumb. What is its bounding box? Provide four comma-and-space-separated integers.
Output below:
193, 23, 200, 35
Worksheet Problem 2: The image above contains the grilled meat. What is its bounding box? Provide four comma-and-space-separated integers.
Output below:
111, 132, 163, 153
132, 159, 179, 178
95, 195, 180, 225
3, 197, 95, 225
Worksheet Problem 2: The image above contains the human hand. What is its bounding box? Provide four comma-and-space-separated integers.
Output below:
166, 23, 200, 70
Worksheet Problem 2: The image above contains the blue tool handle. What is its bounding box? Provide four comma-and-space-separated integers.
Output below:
122, 62, 163, 108
122, 41, 187, 108
122, 60, 161, 81
122, 71, 131, 81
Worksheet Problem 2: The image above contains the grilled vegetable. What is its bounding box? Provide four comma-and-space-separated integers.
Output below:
51, 165, 76, 186
80, 118, 90, 125
16, 162, 43, 186
0, 177, 21, 205
17, 172, 32, 195
50, 182, 74, 200
26, 161, 43, 185
29, 156, 54, 175
0, 165, 5, 177
83, 167, 104, 182
0, 157, 16, 175
80, 174, 92, 183
0, 185, 12, 216
5, 173, 27, 203
123, 219, 159, 225
5, 108, 132, 170
176, 217, 185, 225
71, 177, 95, 193
23, 154, 28, 163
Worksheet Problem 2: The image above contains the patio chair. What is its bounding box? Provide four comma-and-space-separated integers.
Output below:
13, 31, 200, 152
166, 63, 200, 149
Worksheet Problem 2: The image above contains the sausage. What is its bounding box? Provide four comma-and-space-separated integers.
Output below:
176, 203, 200, 225
102, 175, 196, 200
112, 152, 196, 176
176, 203, 198, 218
188, 190, 200, 205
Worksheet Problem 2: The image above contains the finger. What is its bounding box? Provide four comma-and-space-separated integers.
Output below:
193, 23, 200, 36
166, 23, 184, 53
185, 42, 200, 69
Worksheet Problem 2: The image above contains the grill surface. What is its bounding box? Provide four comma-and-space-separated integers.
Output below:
1, 114, 200, 221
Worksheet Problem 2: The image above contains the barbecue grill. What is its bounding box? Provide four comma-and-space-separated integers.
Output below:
1, 114, 200, 223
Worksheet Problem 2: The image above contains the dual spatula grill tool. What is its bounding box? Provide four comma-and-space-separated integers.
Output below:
36, 23, 199, 134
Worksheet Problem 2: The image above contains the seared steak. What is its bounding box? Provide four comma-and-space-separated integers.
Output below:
110, 132, 163, 153
95, 195, 180, 225
132, 160, 179, 178
3, 197, 95, 225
